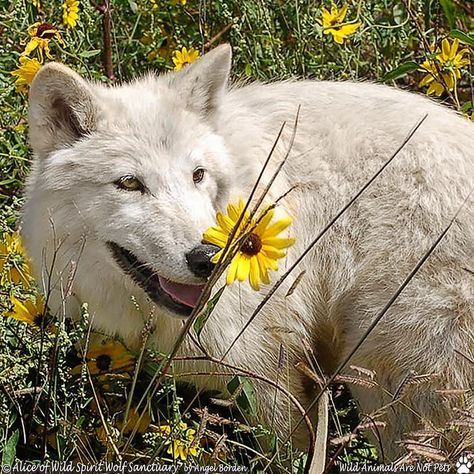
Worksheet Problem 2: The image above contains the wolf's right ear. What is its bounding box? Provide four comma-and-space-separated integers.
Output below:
166, 44, 232, 117
29, 63, 99, 158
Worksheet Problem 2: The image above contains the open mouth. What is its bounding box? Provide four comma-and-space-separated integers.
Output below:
107, 242, 205, 317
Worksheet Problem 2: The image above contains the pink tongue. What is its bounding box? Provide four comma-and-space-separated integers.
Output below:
158, 277, 205, 308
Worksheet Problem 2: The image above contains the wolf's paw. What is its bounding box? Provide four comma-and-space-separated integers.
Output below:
457, 455, 472, 474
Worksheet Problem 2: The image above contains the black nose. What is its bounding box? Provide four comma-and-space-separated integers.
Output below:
186, 244, 219, 279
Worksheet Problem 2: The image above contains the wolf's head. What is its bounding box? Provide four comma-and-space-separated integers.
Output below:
22, 45, 243, 333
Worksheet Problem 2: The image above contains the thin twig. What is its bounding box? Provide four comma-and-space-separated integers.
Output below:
91, 0, 115, 80
204, 23, 233, 49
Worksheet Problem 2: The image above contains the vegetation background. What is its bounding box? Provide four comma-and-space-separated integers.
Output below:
0, 0, 473, 471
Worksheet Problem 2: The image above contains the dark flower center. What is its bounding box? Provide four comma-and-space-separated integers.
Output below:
241, 233, 262, 256
95, 354, 112, 371
34, 313, 46, 327
36, 23, 56, 39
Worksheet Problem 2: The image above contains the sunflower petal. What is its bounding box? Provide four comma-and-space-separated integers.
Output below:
441, 38, 451, 59
340, 22, 360, 36
210, 248, 225, 264
257, 254, 271, 285
227, 203, 240, 221
259, 254, 278, 272
254, 207, 275, 235
203, 227, 228, 247
236, 255, 251, 282
226, 255, 240, 285
262, 237, 296, 249
450, 38, 459, 57
216, 212, 235, 234
336, 4, 348, 22
263, 216, 293, 238
333, 32, 345, 44
419, 73, 434, 87
262, 245, 286, 259
249, 257, 261, 291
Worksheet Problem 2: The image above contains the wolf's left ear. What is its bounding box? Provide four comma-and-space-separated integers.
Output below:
166, 44, 232, 116
28, 62, 99, 158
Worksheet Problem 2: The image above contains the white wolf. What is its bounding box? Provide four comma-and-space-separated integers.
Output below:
22, 45, 474, 459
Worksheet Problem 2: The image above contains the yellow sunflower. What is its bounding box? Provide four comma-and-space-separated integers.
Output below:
158, 422, 199, 460
8, 295, 46, 327
203, 200, 295, 291
172, 47, 200, 71
22, 22, 65, 62
75, 341, 136, 375
0, 231, 31, 286
419, 38, 470, 97
318, 4, 360, 44
62, 0, 80, 28
11, 57, 42, 94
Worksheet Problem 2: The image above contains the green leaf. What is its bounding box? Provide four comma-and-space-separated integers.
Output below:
128, 0, 138, 13
440, 0, 456, 30
392, 4, 404, 25
461, 101, 472, 113
383, 62, 419, 82
227, 376, 257, 417
193, 285, 225, 339
79, 50, 101, 58
2, 429, 19, 465
450, 30, 474, 48
142, 360, 162, 378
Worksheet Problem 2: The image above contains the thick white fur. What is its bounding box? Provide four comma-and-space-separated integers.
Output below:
22, 45, 474, 459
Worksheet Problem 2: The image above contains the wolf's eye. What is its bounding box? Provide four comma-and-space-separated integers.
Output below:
115, 175, 145, 193
193, 168, 205, 184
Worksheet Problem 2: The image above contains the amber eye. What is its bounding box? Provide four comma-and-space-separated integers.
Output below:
193, 168, 205, 184
115, 175, 145, 192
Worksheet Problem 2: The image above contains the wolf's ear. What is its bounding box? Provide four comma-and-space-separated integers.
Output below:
29, 63, 99, 158
166, 44, 232, 116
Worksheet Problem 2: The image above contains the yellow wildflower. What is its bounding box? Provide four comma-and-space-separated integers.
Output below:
22, 22, 64, 62
8, 295, 46, 327
62, 0, 80, 28
158, 422, 199, 460
419, 38, 470, 97
203, 200, 295, 291
318, 4, 361, 44
0, 231, 32, 286
11, 57, 41, 94
74, 341, 136, 375
172, 47, 200, 71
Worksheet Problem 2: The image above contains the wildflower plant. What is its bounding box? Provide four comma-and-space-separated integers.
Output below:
172, 46, 200, 70
203, 200, 295, 290
318, 3, 361, 44
419, 38, 470, 97
62, 0, 80, 29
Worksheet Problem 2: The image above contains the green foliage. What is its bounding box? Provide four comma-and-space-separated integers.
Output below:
193, 285, 225, 340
